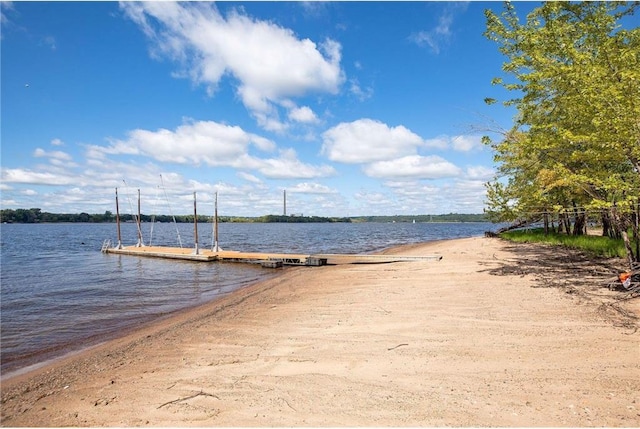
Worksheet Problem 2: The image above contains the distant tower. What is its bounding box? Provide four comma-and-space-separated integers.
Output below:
283, 190, 287, 216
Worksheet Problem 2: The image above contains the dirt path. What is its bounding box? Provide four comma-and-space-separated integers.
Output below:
2, 236, 639, 426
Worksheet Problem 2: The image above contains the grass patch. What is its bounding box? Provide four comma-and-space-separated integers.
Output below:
501, 228, 628, 259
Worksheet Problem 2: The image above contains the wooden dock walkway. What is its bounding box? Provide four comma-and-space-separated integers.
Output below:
102, 189, 442, 268
104, 245, 442, 267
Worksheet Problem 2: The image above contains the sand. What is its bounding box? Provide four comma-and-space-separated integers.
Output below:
1, 236, 639, 427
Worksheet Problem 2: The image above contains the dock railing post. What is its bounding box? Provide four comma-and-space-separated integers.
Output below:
213, 191, 219, 252
193, 191, 199, 255
115, 188, 123, 249
136, 188, 144, 247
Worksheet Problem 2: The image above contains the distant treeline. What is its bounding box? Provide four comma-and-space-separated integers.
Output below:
0, 208, 488, 224
351, 214, 488, 223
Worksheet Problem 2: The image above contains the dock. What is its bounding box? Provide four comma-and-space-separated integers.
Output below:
102, 188, 442, 267
103, 244, 442, 267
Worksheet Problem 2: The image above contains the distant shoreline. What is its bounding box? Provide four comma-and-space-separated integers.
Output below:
1, 209, 489, 224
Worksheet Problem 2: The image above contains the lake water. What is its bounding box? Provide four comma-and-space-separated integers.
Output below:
0, 221, 496, 376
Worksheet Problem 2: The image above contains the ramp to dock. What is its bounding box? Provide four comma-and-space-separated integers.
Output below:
105, 245, 442, 267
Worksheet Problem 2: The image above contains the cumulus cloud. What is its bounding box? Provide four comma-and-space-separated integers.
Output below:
424, 134, 483, 152
120, 2, 344, 131
1, 145, 334, 215
384, 178, 487, 214
33, 148, 73, 161
237, 171, 263, 184
423, 136, 450, 150
95, 119, 275, 166
288, 106, 319, 124
466, 165, 494, 180
32, 148, 78, 168
90, 119, 335, 180
354, 190, 392, 206
451, 135, 482, 152
287, 182, 336, 194
321, 119, 425, 164
1, 168, 77, 186
256, 148, 335, 179
363, 155, 462, 179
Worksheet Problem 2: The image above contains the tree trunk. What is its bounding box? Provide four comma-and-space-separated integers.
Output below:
495, 216, 543, 234
612, 205, 636, 269
634, 202, 639, 262
543, 211, 549, 235
556, 212, 564, 234
562, 212, 571, 235
601, 211, 612, 237
571, 201, 585, 236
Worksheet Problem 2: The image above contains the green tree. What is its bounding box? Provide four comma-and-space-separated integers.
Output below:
484, 1, 639, 264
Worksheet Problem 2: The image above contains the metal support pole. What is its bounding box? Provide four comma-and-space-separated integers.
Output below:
214, 191, 219, 252
193, 191, 199, 255
115, 188, 122, 249
136, 188, 143, 247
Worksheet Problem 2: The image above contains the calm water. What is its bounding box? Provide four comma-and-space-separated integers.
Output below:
0, 221, 496, 375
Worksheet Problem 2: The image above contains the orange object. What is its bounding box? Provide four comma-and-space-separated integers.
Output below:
619, 272, 631, 282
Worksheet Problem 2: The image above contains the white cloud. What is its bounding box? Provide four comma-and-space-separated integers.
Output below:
287, 182, 336, 194
121, 2, 344, 131
51, 138, 64, 146
255, 148, 335, 179
466, 165, 494, 180
383, 178, 486, 214
424, 134, 483, 152
423, 136, 450, 150
444, 179, 488, 210
354, 190, 392, 206
1, 168, 77, 186
349, 78, 373, 101
321, 119, 425, 164
1, 145, 336, 216
384, 180, 422, 189
363, 155, 462, 179
288, 106, 319, 124
237, 171, 263, 184
33, 148, 73, 161
409, 11, 452, 55
409, 3, 468, 54
299, 1, 331, 17
1, 2, 14, 38
451, 135, 482, 152
94, 120, 334, 180
101, 119, 275, 167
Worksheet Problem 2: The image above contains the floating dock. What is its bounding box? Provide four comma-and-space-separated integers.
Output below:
103, 244, 442, 267
103, 188, 442, 267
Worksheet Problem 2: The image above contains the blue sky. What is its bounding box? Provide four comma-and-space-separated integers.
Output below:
2, 1, 533, 217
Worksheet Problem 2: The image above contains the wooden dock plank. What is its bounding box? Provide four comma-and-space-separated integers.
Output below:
105, 246, 442, 266
106, 246, 217, 261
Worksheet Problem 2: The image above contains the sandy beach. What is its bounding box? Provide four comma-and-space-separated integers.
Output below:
1, 236, 639, 427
